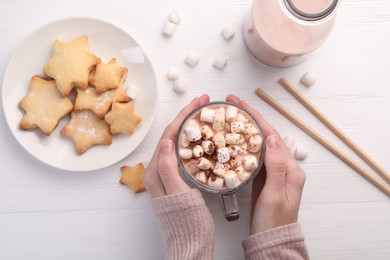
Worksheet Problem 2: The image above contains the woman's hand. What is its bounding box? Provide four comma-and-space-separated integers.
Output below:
144, 94, 210, 198
226, 94, 306, 234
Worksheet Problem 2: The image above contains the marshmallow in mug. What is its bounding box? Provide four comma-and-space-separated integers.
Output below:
178, 103, 264, 190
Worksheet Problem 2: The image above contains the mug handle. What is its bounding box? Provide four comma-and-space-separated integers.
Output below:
219, 192, 239, 221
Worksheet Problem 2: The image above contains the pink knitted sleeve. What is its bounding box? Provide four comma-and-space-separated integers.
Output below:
242, 223, 309, 260
150, 189, 215, 260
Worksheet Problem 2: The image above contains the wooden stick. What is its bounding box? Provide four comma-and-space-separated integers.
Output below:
279, 77, 390, 185
255, 88, 390, 197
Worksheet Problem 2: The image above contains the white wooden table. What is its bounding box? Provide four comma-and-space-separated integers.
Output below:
1, 0, 389, 259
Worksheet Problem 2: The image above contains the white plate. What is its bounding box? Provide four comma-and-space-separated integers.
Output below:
1, 17, 158, 171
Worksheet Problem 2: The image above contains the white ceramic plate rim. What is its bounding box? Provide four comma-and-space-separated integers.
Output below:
1, 17, 158, 171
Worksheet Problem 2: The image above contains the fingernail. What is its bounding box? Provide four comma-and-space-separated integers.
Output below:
266, 135, 279, 150
160, 139, 174, 153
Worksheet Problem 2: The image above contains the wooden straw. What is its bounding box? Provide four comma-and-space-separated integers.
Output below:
255, 88, 390, 197
279, 77, 390, 185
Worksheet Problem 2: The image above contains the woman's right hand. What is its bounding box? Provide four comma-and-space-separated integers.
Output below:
226, 94, 306, 234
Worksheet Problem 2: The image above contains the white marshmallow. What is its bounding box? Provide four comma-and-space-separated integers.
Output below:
244, 123, 259, 139
294, 145, 308, 160
213, 162, 229, 177
283, 135, 296, 151
195, 157, 213, 170
229, 155, 242, 168
125, 84, 137, 100
185, 51, 200, 67
212, 132, 226, 149
200, 125, 214, 139
179, 148, 193, 159
300, 71, 317, 87
212, 107, 226, 131
237, 113, 249, 123
217, 147, 230, 163
240, 143, 248, 154
202, 140, 215, 155
192, 145, 204, 158
186, 160, 199, 174
213, 54, 229, 70
221, 24, 236, 40
224, 171, 241, 188
169, 9, 182, 24
235, 166, 250, 182
195, 171, 207, 184
200, 108, 215, 123
230, 121, 245, 133
225, 133, 243, 145
180, 132, 191, 148
173, 77, 189, 93
208, 176, 224, 189
225, 122, 231, 132
248, 135, 263, 153
228, 145, 240, 158
167, 68, 181, 80
184, 125, 202, 142
243, 155, 258, 171
226, 105, 238, 122
162, 21, 177, 36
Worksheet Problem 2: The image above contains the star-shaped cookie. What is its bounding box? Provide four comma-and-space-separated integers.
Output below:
19, 76, 73, 136
74, 86, 129, 118
105, 101, 142, 135
43, 36, 101, 96
120, 163, 146, 194
61, 110, 112, 155
89, 58, 128, 94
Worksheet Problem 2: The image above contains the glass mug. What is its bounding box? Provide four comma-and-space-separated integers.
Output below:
175, 102, 266, 221
243, 0, 342, 67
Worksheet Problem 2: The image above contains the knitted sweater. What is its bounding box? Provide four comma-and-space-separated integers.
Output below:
150, 189, 309, 260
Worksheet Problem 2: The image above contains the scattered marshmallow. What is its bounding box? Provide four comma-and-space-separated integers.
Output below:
224, 171, 241, 188
173, 77, 188, 93
283, 135, 296, 151
186, 161, 199, 174
169, 9, 182, 24
125, 85, 137, 100
167, 68, 181, 81
237, 113, 249, 123
184, 51, 200, 67
300, 71, 317, 87
162, 21, 177, 36
213, 54, 229, 70
294, 145, 308, 160
221, 24, 236, 40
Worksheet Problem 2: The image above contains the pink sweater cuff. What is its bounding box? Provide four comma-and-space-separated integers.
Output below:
150, 189, 215, 260
242, 223, 309, 260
